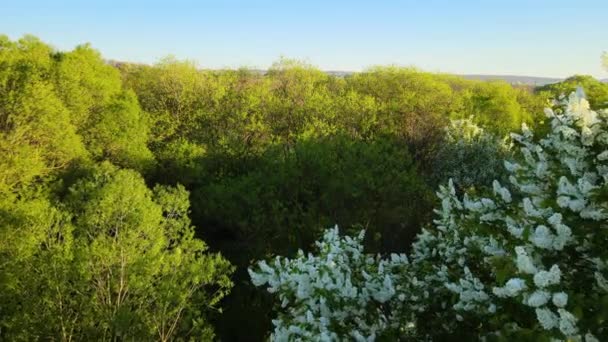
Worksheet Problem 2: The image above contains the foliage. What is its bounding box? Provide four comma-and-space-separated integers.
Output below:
457, 81, 534, 137
0, 35, 153, 177
191, 134, 432, 340
194, 135, 432, 258
0, 163, 234, 341
0, 36, 88, 188
53, 43, 123, 128
408, 90, 608, 341
0, 36, 232, 341
82, 90, 154, 171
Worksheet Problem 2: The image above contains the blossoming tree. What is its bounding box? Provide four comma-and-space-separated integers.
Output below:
250, 90, 608, 341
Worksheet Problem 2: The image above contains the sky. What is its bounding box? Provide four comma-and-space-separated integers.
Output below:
1, 0, 607, 78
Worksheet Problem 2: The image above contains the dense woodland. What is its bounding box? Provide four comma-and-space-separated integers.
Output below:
1, 35, 607, 341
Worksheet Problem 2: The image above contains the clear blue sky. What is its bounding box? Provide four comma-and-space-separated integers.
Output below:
2, 0, 607, 78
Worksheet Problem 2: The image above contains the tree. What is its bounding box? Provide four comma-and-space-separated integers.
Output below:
251, 91, 608, 341
0, 36, 88, 178
83, 90, 155, 171
195, 135, 432, 258
458, 81, 533, 136
0, 163, 234, 341
538, 75, 608, 110
407, 90, 607, 341
264, 58, 335, 150
53, 43, 123, 128
0, 33, 559, 341
122, 57, 220, 146
346, 67, 455, 167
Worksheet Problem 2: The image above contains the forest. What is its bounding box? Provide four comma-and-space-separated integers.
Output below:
1, 35, 608, 341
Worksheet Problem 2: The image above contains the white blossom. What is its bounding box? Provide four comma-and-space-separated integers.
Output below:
526, 290, 551, 307
552, 292, 568, 308
493, 278, 527, 298
585, 333, 600, 342
515, 246, 537, 274
536, 307, 559, 330
557, 309, 578, 336
529, 225, 555, 249
534, 265, 561, 288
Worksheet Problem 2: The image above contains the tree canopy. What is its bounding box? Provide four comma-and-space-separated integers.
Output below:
2, 34, 603, 341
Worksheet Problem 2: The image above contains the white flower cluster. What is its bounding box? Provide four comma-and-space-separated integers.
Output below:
408, 90, 607, 341
249, 226, 411, 341
251, 91, 607, 341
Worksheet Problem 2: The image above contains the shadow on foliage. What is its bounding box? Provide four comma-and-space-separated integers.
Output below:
149, 133, 435, 340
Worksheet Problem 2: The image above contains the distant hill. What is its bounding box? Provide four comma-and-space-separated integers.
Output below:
326, 71, 565, 86
108, 60, 605, 86
460, 74, 563, 86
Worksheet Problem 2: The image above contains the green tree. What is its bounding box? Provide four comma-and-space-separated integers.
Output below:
346, 67, 455, 166
123, 57, 218, 145
0, 36, 88, 191
457, 81, 532, 136
53, 43, 123, 128
152, 137, 207, 186
264, 58, 336, 147
0, 163, 233, 341
83, 90, 155, 171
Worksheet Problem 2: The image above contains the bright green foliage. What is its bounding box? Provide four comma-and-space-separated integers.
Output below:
457, 81, 533, 136
83, 90, 154, 171
122, 57, 220, 146
0, 36, 88, 190
346, 67, 454, 164
0, 135, 45, 193
538, 75, 608, 110
0, 35, 54, 86
332, 90, 379, 139
0, 163, 233, 341
121, 55, 550, 340
7, 82, 87, 168
0, 195, 78, 341
263, 58, 335, 145
53, 45, 154, 171
0, 35, 153, 178
0, 36, 232, 341
53, 44, 123, 127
